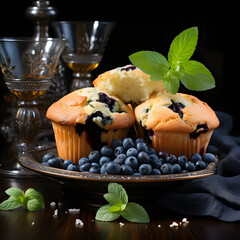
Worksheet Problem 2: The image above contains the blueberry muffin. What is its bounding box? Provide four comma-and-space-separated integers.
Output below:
134, 92, 219, 158
93, 65, 166, 104
46, 87, 135, 163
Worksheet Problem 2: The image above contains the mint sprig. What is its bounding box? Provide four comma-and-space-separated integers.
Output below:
0, 187, 45, 212
129, 27, 215, 94
95, 182, 150, 223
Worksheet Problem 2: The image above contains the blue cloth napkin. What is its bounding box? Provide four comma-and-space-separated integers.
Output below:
156, 112, 240, 222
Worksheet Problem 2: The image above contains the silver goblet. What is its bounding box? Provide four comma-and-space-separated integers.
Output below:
52, 21, 115, 91
0, 37, 66, 177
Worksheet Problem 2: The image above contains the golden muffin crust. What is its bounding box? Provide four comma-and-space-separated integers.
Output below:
46, 87, 135, 130
93, 65, 166, 104
135, 92, 219, 133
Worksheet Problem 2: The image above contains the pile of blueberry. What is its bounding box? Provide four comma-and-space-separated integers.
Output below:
41, 137, 216, 176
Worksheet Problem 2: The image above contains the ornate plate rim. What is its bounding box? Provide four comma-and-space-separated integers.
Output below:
18, 144, 218, 183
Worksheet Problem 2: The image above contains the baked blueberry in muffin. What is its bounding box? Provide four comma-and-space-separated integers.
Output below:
134, 92, 219, 158
46, 87, 135, 163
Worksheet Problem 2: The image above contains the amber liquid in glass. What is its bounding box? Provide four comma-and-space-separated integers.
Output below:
10, 90, 47, 100
63, 54, 102, 74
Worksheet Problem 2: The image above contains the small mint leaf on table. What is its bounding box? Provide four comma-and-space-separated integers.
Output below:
0, 187, 44, 212
121, 202, 150, 223
95, 204, 121, 221
108, 182, 128, 205
0, 196, 23, 211
95, 182, 150, 223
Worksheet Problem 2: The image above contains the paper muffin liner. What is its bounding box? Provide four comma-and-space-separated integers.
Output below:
151, 130, 214, 158
51, 122, 129, 164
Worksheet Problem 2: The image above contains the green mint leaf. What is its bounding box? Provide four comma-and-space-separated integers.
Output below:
108, 182, 128, 205
163, 71, 180, 95
109, 204, 122, 214
26, 198, 44, 212
121, 202, 150, 223
5, 187, 24, 198
95, 204, 121, 221
168, 27, 198, 65
0, 196, 23, 211
129, 51, 169, 80
103, 193, 121, 206
180, 60, 215, 91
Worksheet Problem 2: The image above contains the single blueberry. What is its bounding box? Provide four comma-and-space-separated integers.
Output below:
190, 153, 202, 164
139, 164, 152, 175
89, 162, 100, 173
126, 147, 138, 157
48, 157, 61, 168
195, 160, 207, 171
158, 151, 168, 159
105, 162, 121, 175
62, 159, 73, 169
100, 145, 113, 157
42, 161, 50, 166
111, 139, 122, 149
88, 150, 101, 162
42, 152, 54, 162
100, 163, 107, 174
134, 138, 144, 145
79, 162, 91, 172
113, 154, 126, 165
114, 146, 125, 156
137, 151, 150, 164
166, 154, 177, 164
151, 158, 163, 169
99, 156, 111, 166
173, 163, 182, 174
149, 154, 158, 163
185, 162, 196, 172
202, 153, 216, 164
151, 168, 161, 175
78, 157, 90, 166
136, 142, 148, 152
121, 164, 134, 175
125, 156, 138, 169
177, 155, 188, 167
123, 138, 135, 150
160, 163, 174, 174
67, 164, 79, 171
133, 172, 142, 176
147, 148, 156, 155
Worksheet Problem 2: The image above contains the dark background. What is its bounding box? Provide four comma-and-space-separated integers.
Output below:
0, 1, 239, 134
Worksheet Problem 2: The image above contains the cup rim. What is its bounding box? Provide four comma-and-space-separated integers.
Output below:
0, 37, 68, 43
52, 20, 116, 25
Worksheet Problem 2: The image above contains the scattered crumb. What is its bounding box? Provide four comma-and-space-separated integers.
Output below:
53, 209, 58, 217
157, 224, 161, 228
75, 219, 84, 227
169, 222, 179, 227
119, 222, 124, 227
31, 222, 35, 226
50, 202, 57, 207
182, 218, 189, 224
91, 219, 95, 222
68, 208, 80, 213
58, 202, 63, 206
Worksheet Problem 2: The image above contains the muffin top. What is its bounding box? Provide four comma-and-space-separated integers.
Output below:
46, 87, 135, 130
93, 65, 166, 104
134, 92, 219, 137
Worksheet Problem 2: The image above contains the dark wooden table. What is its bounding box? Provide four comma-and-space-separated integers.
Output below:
1, 173, 240, 240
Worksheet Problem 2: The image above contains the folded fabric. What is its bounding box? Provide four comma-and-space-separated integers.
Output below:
156, 112, 240, 222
